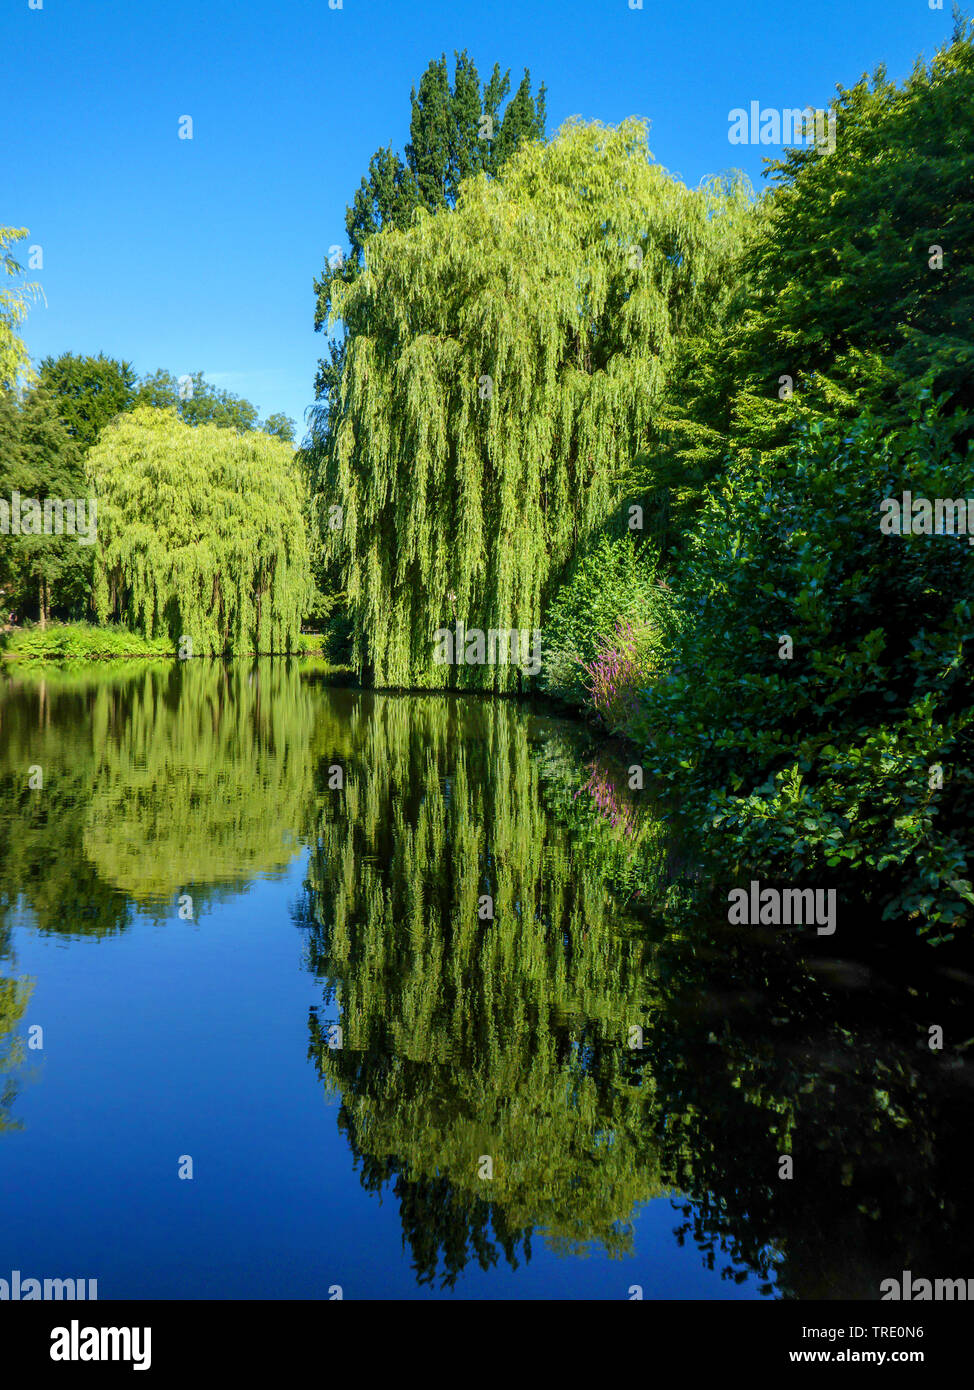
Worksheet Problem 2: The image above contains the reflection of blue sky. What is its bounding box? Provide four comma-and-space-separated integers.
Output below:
1, 854, 767, 1299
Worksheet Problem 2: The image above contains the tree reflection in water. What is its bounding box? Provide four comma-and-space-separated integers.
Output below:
298, 690, 974, 1297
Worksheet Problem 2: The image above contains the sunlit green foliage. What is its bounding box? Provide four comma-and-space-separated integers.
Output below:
636, 396, 974, 939
540, 532, 679, 705
0, 227, 40, 390
320, 118, 749, 688
306, 51, 547, 647
86, 406, 311, 653
37, 353, 139, 451
0, 970, 33, 1135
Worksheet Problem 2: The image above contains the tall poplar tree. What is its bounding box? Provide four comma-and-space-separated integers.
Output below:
310, 52, 547, 444
320, 118, 749, 690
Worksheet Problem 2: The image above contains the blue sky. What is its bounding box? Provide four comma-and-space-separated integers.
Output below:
3, 0, 957, 441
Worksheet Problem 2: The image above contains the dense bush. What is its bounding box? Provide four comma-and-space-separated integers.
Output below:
635, 392, 973, 940
540, 533, 678, 706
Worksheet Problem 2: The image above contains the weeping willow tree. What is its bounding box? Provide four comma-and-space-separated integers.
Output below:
87, 407, 311, 654
1, 226, 40, 389
321, 117, 750, 688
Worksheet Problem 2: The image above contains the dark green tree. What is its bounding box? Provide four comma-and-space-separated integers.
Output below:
36, 352, 138, 451
0, 385, 91, 625
261, 411, 297, 443
135, 369, 260, 433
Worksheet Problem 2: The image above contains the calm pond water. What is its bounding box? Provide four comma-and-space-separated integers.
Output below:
1, 659, 971, 1299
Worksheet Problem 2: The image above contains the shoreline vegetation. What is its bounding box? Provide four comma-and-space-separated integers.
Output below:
3, 30, 972, 945
0, 621, 335, 662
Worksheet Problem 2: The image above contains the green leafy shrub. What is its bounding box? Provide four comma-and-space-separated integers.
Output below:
634, 391, 974, 941
540, 533, 678, 706
322, 607, 354, 666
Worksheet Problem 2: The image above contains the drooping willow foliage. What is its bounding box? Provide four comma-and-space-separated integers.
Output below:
1, 225, 39, 390
87, 407, 312, 654
319, 118, 751, 689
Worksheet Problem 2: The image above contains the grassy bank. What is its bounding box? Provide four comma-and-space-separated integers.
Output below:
0, 622, 334, 662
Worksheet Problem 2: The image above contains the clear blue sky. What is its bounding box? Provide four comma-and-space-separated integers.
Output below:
3, 0, 957, 441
